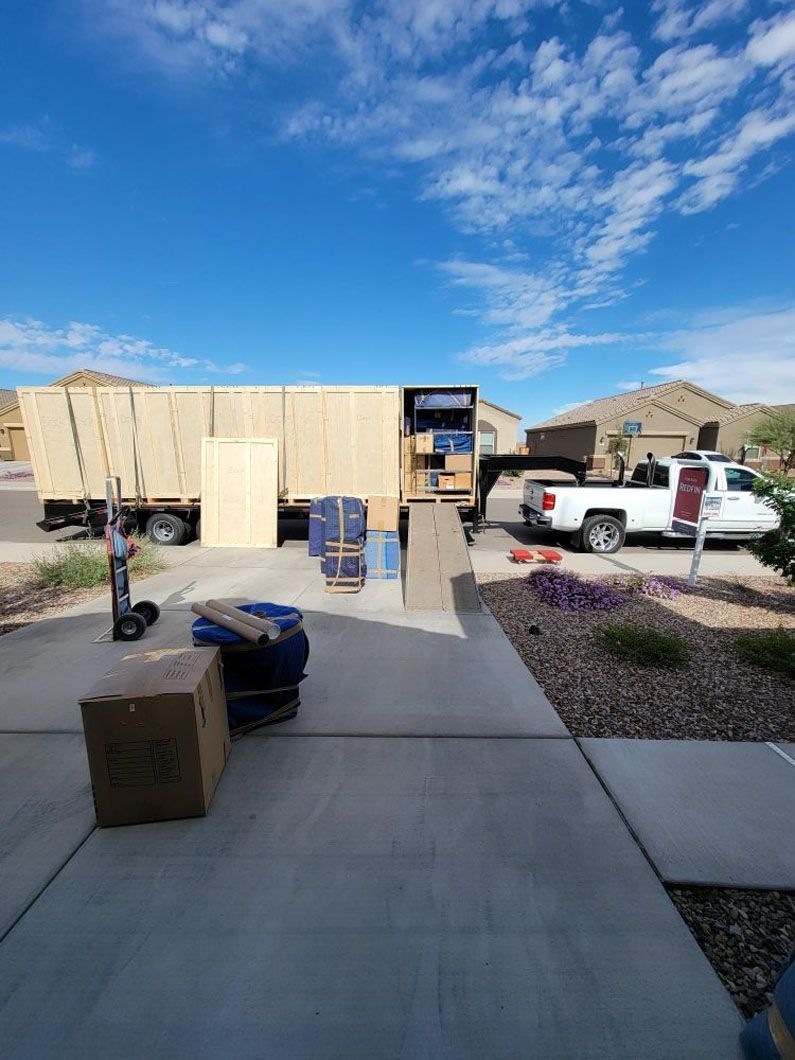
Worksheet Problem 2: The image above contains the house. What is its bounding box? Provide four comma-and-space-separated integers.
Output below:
526, 381, 794, 471
0, 369, 153, 461
478, 398, 522, 454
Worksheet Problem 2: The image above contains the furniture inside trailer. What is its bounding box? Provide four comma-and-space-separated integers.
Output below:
400, 385, 478, 504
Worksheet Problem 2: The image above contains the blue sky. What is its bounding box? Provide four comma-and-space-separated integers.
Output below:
1, 0, 794, 427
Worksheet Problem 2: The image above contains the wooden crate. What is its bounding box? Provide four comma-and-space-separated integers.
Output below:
19, 385, 401, 502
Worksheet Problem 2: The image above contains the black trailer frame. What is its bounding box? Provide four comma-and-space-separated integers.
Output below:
476, 455, 588, 526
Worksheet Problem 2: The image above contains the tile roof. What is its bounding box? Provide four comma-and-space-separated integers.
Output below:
530, 380, 685, 429
0, 388, 16, 410
60, 369, 155, 387
714, 403, 767, 425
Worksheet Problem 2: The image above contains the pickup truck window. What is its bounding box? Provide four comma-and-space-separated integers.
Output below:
629, 464, 670, 487
724, 468, 756, 492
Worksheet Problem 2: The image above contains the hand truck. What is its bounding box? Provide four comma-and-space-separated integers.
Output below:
105, 477, 161, 641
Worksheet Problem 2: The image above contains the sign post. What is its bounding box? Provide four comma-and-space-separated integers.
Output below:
671, 466, 711, 587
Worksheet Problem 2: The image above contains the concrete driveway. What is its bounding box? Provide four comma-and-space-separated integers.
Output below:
0, 539, 744, 1056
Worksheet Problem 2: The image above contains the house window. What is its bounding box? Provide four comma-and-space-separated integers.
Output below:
478, 431, 496, 455
742, 445, 760, 460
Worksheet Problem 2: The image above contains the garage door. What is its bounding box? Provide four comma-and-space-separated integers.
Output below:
9, 428, 30, 461
627, 435, 687, 461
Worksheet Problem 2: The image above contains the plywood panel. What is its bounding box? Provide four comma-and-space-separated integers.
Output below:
20, 384, 403, 501
201, 437, 278, 548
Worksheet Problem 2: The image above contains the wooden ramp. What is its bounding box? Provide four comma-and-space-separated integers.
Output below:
405, 504, 480, 612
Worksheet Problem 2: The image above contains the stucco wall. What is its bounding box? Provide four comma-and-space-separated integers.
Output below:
478, 401, 522, 453
525, 424, 597, 463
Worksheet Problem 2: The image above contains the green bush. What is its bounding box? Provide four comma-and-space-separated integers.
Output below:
733, 627, 795, 678
595, 621, 690, 669
33, 536, 164, 590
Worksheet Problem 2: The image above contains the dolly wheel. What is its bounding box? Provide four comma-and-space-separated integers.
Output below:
133, 600, 161, 626
114, 612, 147, 641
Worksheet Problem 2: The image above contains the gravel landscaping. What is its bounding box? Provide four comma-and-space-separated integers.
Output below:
478, 573, 795, 740
0, 562, 104, 636
669, 886, 795, 1018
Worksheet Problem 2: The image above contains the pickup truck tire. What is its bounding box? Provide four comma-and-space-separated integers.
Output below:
145, 512, 187, 546
580, 514, 626, 554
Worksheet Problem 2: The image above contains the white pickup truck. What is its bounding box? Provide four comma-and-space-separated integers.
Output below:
520, 450, 779, 554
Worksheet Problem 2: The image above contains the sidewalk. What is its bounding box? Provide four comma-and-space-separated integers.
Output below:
0, 544, 743, 1057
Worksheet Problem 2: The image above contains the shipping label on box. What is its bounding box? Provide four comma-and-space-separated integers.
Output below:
80, 648, 230, 827
366, 495, 400, 532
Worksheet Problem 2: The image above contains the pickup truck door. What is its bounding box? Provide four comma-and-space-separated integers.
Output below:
715, 466, 778, 531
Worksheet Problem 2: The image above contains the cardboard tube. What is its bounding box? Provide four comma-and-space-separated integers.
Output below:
205, 600, 282, 641
191, 602, 269, 646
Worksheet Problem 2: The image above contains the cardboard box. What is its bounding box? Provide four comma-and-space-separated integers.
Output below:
444, 454, 471, 471
415, 433, 434, 454
367, 495, 400, 532
454, 472, 472, 490
80, 648, 230, 827
438, 473, 456, 490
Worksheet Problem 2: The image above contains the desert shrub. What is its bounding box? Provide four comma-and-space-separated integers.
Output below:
528, 570, 626, 612
33, 536, 164, 589
596, 622, 690, 669
733, 627, 795, 678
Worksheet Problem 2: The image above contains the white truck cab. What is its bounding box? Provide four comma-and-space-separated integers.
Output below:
520, 451, 779, 554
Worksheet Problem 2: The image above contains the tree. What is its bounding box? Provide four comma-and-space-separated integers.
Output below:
607, 433, 629, 473
746, 408, 795, 470
748, 473, 795, 584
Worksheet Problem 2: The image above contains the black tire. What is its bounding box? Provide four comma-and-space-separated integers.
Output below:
145, 513, 187, 546
113, 612, 147, 641
195, 519, 201, 542
580, 514, 626, 554
133, 600, 160, 626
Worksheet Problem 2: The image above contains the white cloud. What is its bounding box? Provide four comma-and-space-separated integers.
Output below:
68, 144, 97, 169
0, 124, 51, 151
649, 304, 795, 403
0, 317, 248, 383
747, 9, 795, 67
82, 2, 795, 386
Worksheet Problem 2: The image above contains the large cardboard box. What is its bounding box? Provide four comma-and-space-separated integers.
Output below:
80, 648, 230, 827
444, 454, 471, 471
438, 473, 456, 491
367, 495, 400, 532
454, 472, 472, 490
415, 433, 434, 454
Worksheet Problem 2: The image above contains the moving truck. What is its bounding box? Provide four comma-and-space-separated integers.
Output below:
520, 451, 779, 554
19, 384, 480, 543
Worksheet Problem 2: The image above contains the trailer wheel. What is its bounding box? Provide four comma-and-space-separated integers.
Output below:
113, 612, 147, 641
133, 600, 160, 626
581, 514, 625, 554
146, 513, 187, 546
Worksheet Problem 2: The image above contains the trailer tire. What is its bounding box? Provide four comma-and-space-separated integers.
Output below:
113, 612, 147, 641
133, 600, 160, 626
581, 514, 625, 554
146, 513, 187, 546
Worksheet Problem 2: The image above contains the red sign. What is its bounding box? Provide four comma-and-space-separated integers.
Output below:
672, 466, 709, 530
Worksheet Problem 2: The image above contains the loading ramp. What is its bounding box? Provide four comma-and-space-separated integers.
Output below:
405, 503, 480, 612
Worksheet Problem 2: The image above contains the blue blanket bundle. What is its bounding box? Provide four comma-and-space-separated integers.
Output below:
324, 538, 366, 592
414, 390, 473, 408
365, 530, 399, 579
433, 431, 473, 454
308, 497, 325, 557
192, 602, 309, 734
323, 495, 365, 543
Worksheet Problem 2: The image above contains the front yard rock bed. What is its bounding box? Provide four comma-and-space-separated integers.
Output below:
477, 572, 795, 740
669, 886, 795, 1019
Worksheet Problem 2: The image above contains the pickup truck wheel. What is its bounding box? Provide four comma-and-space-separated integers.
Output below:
581, 515, 625, 554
